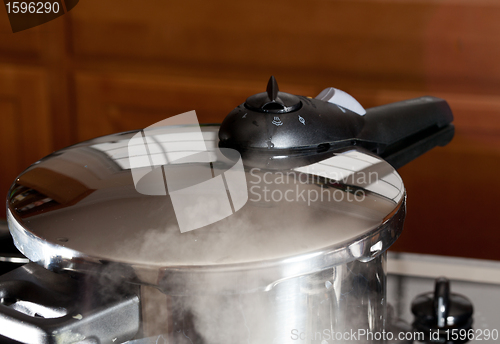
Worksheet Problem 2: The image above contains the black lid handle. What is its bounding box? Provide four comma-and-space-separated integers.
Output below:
357, 96, 454, 169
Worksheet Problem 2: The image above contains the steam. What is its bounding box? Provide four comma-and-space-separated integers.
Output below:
129, 255, 388, 344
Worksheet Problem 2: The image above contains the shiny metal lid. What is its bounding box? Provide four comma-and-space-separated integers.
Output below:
6, 125, 405, 289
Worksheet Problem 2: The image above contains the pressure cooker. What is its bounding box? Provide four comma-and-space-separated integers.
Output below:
1, 77, 454, 344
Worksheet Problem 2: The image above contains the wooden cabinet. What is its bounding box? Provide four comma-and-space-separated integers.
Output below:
0, 66, 53, 216
67, 0, 500, 94
0, 0, 499, 259
0, 12, 42, 57
353, 89, 500, 257
74, 72, 317, 141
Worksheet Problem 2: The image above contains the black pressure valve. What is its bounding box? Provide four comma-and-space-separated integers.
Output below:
244, 76, 302, 114
411, 277, 474, 343
219, 76, 454, 170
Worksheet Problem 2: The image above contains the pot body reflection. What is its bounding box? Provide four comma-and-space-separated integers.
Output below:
141, 254, 387, 344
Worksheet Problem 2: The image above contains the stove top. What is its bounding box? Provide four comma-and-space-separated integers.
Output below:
387, 252, 500, 344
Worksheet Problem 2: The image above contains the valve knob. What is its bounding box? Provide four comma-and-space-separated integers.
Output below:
411, 277, 473, 343
244, 76, 302, 114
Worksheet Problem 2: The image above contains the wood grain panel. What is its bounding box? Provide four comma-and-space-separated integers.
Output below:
38, 16, 74, 150
74, 72, 317, 141
0, 12, 72, 149
0, 65, 53, 218
0, 101, 21, 199
0, 11, 42, 57
69, 0, 500, 94
391, 134, 500, 260
356, 89, 500, 260
69, 0, 432, 77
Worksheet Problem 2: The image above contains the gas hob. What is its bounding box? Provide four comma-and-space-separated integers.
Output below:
387, 252, 500, 344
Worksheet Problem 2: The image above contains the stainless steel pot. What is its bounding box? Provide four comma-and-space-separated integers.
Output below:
1, 79, 453, 344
